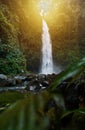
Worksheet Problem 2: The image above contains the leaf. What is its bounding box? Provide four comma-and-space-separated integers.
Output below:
61, 110, 75, 119
0, 95, 49, 130
50, 58, 85, 91
61, 108, 85, 120
77, 108, 85, 114
53, 94, 65, 110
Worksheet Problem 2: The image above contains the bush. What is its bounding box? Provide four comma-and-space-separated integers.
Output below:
0, 43, 26, 75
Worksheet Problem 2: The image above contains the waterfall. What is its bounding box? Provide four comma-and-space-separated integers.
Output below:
40, 19, 54, 74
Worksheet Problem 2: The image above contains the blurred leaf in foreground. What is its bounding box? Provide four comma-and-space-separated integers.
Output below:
50, 58, 85, 92
0, 94, 49, 130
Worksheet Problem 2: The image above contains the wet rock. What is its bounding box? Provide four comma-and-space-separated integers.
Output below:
0, 73, 58, 92
38, 74, 46, 81
41, 81, 49, 87
7, 78, 16, 86
46, 74, 56, 84
41, 86, 46, 90
23, 81, 28, 86
0, 74, 7, 80
26, 80, 41, 92
14, 76, 26, 85
29, 86, 36, 91
0, 74, 8, 87
25, 73, 57, 92
26, 74, 37, 81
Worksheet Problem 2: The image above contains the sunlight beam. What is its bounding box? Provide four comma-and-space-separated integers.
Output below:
38, 0, 52, 16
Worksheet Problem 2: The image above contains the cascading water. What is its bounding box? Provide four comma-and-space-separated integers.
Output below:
40, 19, 54, 74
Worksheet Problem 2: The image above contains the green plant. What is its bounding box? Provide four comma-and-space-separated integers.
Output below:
0, 44, 26, 75
0, 58, 84, 130
49, 57, 85, 92
0, 91, 25, 107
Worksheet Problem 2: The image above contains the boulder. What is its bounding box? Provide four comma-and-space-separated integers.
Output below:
7, 78, 16, 86
14, 76, 26, 85
0, 74, 7, 80
41, 81, 49, 87
26, 74, 36, 81
25, 79, 42, 92
38, 74, 46, 81
25, 74, 57, 92
0, 74, 8, 87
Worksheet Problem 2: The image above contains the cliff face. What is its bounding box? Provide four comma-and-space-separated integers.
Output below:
0, 0, 27, 74
0, 0, 85, 73
0, 0, 42, 73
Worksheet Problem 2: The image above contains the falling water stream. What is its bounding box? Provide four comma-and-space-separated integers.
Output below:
41, 19, 54, 74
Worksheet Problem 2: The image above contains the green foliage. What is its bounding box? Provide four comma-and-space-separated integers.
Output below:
0, 59, 84, 129
0, 0, 85, 71
0, 43, 26, 75
0, 91, 24, 107
0, 92, 65, 130
0, 5, 16, 44
0, 3, 26, 75
79, 38, 85, 57
61, 108, 85, 130
0, 1, 85, 129
49, 58, 85, 91
0, 94, 49, 130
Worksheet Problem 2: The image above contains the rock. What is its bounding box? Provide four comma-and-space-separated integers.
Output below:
0, 74, 8, 87
25, 79, 49, 92
15, 76, 26, 81
0, 73, 58, 91
41, 81, 49, 87
7, 78, 16, 86
23, 81, 28, 86
26, 74, 36, 81
25, 79, 42, 92
29, 86, 36, 91
41, 86, 46, 90
25, 73, 57, 92
46, 74, 55, 84
14, 76, 26, 84
0, 74, 7, 80
38, 74, 46, 80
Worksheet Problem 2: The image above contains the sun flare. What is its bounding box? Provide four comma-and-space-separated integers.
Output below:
38, 0, 52, 16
